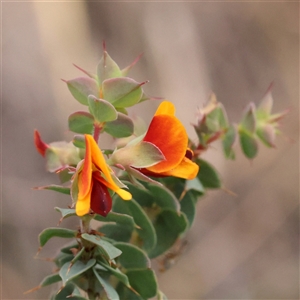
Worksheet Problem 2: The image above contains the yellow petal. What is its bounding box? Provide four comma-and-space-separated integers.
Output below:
76, 182, 92, 216
159, 157, 199, 180
115, 189, 132, 200
154, 101, 175, 116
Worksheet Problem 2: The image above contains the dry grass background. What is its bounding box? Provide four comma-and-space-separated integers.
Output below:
2, 2, 299, 299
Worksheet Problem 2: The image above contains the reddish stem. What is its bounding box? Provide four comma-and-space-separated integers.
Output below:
93, 124, 102, 143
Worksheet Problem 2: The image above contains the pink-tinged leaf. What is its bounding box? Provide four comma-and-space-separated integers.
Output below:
45, 142, 81, 173
256, 124, 276, 148
104, 113, 134, 138
87, 95, 118, 123
97, 51, 122, 85
127, 166, 163, 186
121, 53, 143, 76
139, 92, 164, 103
111, 141, 165, 169
257, 89, 273, 118
268, 109, 290, 123
68, 111, 95, 134
102, 77, 146, 108
73, 64, 97, 79
240, 103, 256, 133
65, 77, 99, 105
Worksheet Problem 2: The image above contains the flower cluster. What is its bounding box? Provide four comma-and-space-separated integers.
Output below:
31, 48, 286, 300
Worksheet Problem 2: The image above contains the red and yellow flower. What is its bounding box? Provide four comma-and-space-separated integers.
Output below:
140, 101, 199, 179
73, 134, 131, 217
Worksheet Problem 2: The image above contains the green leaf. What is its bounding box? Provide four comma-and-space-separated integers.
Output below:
240, 103, 256, 133
256, 124, 275, 147
158, 177, 186, 199
95, 262, 130, 287
51, 283, 75, 300
111, 141, 165, 168
126, 269, 158, 299
69, 246, 86, 266
256, 89, 273, 119
196, 158, 222, 189
180, 191, 197, 228
60, 242, 79, 254
93, 267, 120, 300
54, 252, 74, 268
99, 223, 133, 243
222, 124, 237, 159
39, 228, 77, 248
126, 182, 154, 207
114, 242, 151, 270
116, 283, 144, 300
185, 177, 205, 196
59, 259, 96, 285
102, 77, 144, 108
239, 130, 258, 159
147, 184, 180, 212
72, 135, 85, 149
104, 112, 134, 138
94, 212, 136, 229
40, 273, 62, 287
45, 142, 81, 173
88, 96, 118, 123
34, 185, 70, 195
81, 233, 122, 260
97, 51, 122, 85
66, 77, 98, 106
55, 207, 76, 220
68, 111, 94, 134
149, 210, 188, 258
113, 197, 157, 252
206, 104, 228, 131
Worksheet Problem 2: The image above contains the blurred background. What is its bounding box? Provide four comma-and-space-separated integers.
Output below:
2, 1, 299, 299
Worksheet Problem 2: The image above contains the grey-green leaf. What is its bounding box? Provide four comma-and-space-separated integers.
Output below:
68, 111, 94, 134
59, 259, 96, 285
93, 267, 120, 300
39, 228, 77, 248
81, 233, 122, 260
88, 95, 118, 123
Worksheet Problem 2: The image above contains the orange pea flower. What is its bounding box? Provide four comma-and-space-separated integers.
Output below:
74, 134, 131, 217
140, 101, 199, 179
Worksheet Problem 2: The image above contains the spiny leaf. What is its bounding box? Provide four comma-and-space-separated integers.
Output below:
33, 185, 70, 195
81, 233, 122, 260
93, 267, 120, 300
38, 228, 77, 248
59, 259, 96, 285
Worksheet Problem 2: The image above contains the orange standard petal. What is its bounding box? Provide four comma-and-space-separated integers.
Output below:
78, 135, 93, 200
143, 101, 188, 173
84, 135, 132, 201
